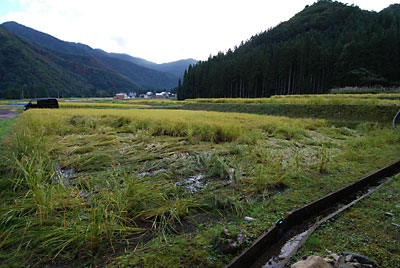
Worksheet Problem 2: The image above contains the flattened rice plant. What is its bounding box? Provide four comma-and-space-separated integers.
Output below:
1, 106, 399, 267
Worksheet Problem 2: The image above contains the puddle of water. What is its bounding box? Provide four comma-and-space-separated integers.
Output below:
176, 168, 235, 193
176, 174, 206, 193
262, 229, 309, 268
137, 168, 166, 178
54, 164, 77, 186
228, 168, 235, 182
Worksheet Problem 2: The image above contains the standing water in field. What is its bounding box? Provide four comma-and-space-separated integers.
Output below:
260, 229, 310, 268
176, 174, 206, 193
54, 163, 77, 186
137, 168, 166, 178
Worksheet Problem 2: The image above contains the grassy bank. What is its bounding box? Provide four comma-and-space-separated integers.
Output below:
0, 108, 399, 267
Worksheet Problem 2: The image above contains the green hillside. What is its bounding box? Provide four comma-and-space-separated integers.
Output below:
179, 1, 400, 99
96, 55, 179, 89
1, 21, 186, 89
0, 28, 140, 99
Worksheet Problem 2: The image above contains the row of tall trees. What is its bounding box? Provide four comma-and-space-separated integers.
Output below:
178, 1, 400, 99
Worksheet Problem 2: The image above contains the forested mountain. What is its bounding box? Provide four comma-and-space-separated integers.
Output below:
178, 0, 400, 99
95, 54, 178, 89
107, 53, 158, 68
1, 21, 192, 90
155, 59, 198, 79
105, 53, 197, 79
0, 28, 139, 99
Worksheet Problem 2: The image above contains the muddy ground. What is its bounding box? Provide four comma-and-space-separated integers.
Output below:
0, 109, 18, 119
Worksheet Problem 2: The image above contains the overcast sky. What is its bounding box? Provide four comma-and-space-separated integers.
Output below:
0, 0, 397, 63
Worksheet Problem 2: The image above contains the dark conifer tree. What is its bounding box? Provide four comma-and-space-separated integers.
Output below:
180, 1, 400, 99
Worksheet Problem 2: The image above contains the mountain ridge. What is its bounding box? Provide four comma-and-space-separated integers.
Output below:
0, 27, 140, 98
1, 21, 196, 89
106, 52, 197, 78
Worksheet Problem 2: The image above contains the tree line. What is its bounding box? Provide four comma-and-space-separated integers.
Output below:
178, 1, 400, 99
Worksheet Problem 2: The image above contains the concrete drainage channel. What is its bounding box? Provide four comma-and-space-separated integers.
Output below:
226, 160, 400, 268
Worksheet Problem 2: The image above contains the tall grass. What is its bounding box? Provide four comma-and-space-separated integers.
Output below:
0, 115, 206, 265
19, 108, 325, 143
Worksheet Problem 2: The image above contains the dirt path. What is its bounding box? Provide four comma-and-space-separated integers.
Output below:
0, 108, 18, 119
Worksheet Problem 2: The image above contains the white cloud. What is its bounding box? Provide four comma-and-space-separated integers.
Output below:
1, 0, 397, 63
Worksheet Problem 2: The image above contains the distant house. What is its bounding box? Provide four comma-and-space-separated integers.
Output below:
155, 93, 166, 99
144, 92, 154, 99
128, 92, 136, 98
114, 93, 128, 99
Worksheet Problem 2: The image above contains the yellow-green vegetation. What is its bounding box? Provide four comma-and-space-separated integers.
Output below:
0, 105, 16, 109
0, 107, 399, 267
185, 94, 400, 106
58, 102, 149, 109
0, 99, 30, 105
293, 174, 400, 268
21, 108, 326, 142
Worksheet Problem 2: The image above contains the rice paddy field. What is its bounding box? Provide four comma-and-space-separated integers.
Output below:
0, 95, 400, 267
183, 94, 400, 106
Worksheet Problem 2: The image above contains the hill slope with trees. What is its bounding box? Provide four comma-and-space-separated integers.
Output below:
178, 1, 400, 99
0, 28, 140, 98
1, 21, 194, 89
107, 52, 197, 79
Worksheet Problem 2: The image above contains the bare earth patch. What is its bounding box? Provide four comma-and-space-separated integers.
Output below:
0, 108, 18, 119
